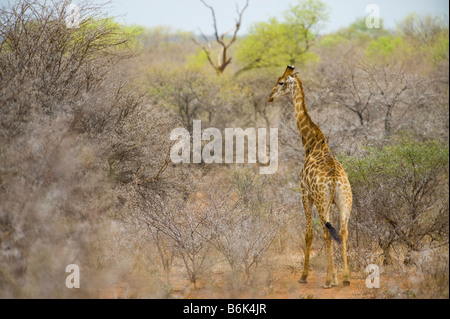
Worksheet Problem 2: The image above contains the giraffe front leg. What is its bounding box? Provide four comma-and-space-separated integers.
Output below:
299, 194, 313, 284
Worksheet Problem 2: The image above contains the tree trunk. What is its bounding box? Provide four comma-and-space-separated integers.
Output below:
384, 106, 393, 137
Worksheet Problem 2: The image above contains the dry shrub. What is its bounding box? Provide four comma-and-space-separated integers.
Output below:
339, 134, 449, 295
202, 192, 286, 288
0, 0, 168, 297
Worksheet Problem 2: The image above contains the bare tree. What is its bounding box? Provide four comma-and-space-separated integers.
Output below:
132, 195, 213, 289
326, 61, 435, 137
329, 63, 373, 127
365, 64, 439, 137
193, 0, 249, 74
147, 66, 251, 132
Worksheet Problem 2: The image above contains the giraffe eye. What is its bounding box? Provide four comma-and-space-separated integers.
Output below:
279, 82, 284, 86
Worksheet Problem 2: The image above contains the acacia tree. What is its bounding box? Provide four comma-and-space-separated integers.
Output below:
193, 0, 249, 74
132, 196, 212, 288
147, 66, 251, 132
396, 13, 449, 45
235, 0, 329, 72
329, 62, 374, 127
0, 0, 136, 137
365, 64, 432, 137
326, 61, 434, 137
339, 135, 449, 265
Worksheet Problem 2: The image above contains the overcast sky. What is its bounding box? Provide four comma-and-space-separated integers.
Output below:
1, 0, 448, 34
105, 0, 448, 34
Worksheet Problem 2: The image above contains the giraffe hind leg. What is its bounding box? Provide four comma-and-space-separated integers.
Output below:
317, 191, 338, 289
341, 223, 350, 286
322, 227, 334, 289
335, 185, 352, 286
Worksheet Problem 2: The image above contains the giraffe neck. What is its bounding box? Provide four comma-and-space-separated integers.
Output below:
292, 76, 329, 157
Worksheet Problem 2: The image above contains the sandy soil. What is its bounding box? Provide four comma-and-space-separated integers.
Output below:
98, 267, 380, 299
184, 271, 374, 299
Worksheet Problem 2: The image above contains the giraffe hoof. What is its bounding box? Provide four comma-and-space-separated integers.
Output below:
298, 277, 308, 284
343, 280, 351, 287
323, 282, 332, 289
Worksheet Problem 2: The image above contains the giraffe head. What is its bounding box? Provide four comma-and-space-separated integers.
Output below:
268, 65, 297, 103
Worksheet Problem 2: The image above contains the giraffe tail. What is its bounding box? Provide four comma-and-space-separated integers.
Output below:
325, 222, 341, 244
324, 176, 341, 244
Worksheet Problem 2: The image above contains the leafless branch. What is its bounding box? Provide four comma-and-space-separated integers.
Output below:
194, 0, 249, 74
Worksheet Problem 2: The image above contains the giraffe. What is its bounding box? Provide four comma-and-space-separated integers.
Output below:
268, 65, 352, 288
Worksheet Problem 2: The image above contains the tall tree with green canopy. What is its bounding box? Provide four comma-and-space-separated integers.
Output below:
236, 0, 329, 72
